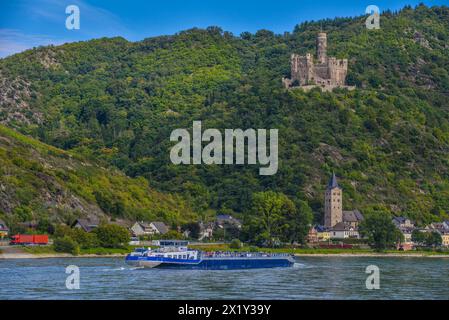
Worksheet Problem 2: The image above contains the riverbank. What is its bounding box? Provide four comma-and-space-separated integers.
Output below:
0, 245, 128, 259
189, 244, 449, 257
1, 245, 449, 259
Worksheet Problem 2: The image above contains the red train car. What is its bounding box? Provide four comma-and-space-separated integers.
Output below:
10, 234, 49, 245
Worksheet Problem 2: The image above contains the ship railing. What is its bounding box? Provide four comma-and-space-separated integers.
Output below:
201, 251, 292, 258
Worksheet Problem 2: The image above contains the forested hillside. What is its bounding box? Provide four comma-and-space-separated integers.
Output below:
0, 124, 195, 227
1, 4, 449, 225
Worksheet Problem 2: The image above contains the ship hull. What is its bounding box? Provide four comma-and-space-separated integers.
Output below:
125, 255, 295, 270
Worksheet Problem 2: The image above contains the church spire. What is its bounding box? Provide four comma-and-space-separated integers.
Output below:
327, 172, 340, 190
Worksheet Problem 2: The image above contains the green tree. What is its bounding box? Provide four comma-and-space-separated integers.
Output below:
37, 218, 55, 234
53, 225, 74, 238
411, 229, 427, 246
359, 211, 403, 251
161, 230, 184, 240
94, 224, 130, 248
54, 236, 80, 255
246, 191, 296, 246
425, 231, 442, 248
283, 199, 314, 244
182, 222, 201, 239
71, 228, 99, 249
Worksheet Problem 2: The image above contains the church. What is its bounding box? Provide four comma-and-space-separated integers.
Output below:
324, 173, 364, 239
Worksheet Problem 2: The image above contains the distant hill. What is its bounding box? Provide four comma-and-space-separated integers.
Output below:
0, 124, 195, 227
0, 4, 448, 225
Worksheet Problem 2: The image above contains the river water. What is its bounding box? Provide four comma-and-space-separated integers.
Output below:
0, 256, 448, 299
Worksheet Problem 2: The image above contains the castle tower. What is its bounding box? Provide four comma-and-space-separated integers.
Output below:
324, 173, 342, 228
316, 32, 327, 64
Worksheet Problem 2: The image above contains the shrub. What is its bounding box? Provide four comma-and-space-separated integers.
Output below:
94, 224, 130, 248
71, 228, 99, 249
54, 236, 80, 255
248, 245, 259, 252
53, 225, 74, 238
230, 239, 242, 249
161, 230, 184, 240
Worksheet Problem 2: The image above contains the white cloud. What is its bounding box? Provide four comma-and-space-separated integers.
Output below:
24, 0, 131, 37
0, 29, 69, 58
0, 0, 133, 58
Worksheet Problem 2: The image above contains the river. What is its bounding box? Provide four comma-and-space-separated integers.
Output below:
0, 256, 448, 299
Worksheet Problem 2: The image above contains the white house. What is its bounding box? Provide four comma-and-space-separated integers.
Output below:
131, 221, 169, 236
329, 222, 360, 239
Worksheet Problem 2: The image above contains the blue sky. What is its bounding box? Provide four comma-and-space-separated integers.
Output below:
0, 0, 448, 57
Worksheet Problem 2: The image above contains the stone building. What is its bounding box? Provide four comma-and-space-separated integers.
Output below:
324, 173, 342, 228
283, 33, 355, 91
324, 173, 363, 232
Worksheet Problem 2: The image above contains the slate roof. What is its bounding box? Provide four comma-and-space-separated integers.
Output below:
72, 218, 99, 232
331, 222, 356, 231
151, 221, 169, 234
343, 210, 364, 222
327, 173, 340, 190
315, 225, 328, 232
393, 217, 407, 224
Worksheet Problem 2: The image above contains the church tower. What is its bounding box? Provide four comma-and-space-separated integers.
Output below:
324, 173, 342, 228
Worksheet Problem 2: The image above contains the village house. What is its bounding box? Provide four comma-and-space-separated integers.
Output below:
440, 231, 449, 247
427, 222, 447, 232
329, 222, 360, 239
307, 226, 319, 243
392, 217, 415, 229
72, 218, 100, 232
316, 225, 331, 242
307, 225, 331, 243
0, 220, 9, 239
342, 210, 364, 229
130, 221, 169, 237
392, 217, 415, 250
424, 222, 449, 247
443, 220, 449, 230
397, 229, 414, 251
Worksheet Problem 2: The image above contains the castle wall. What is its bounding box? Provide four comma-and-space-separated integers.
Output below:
287, 33, 351, 89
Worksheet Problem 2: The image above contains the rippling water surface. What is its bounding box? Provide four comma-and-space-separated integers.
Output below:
1, 257, 448, 299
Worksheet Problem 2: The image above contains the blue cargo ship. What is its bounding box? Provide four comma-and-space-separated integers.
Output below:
125, 240, 295, 270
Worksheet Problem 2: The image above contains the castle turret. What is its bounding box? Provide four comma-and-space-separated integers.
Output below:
316, 32, 327, 64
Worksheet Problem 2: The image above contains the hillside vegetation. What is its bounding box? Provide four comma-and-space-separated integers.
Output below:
1, 4, 449, 225
0, 124, 195, 227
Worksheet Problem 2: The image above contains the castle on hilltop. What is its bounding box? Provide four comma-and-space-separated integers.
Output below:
283, 33, 355, 91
